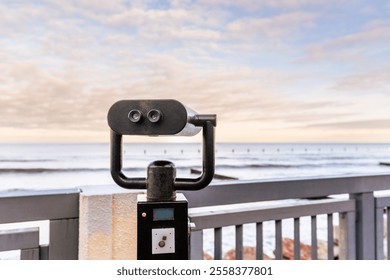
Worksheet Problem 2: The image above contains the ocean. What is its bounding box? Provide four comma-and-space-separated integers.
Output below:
1, 143, 390, 259
1, 143, 390, 191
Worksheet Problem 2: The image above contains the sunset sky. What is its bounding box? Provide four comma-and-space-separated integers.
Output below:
0, 0, 389, 143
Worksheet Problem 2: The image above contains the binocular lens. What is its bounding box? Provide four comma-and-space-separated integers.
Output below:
147, 109, 162, 123
128, 109, 142, 123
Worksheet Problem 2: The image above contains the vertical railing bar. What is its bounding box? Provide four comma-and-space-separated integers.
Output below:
214, 227, 222, 260
327, 213, 334, 260
190, 230, 204, 260
49, 218, 79, 260
375, 206, 384, 260
256, 222, 263, 260
387, 207, 390, 260
294, 217, 300, 260
235, 225, 243, 260
275, 220, 283, 260
311, 215, 318, 260
39, 245, 49, 260
347, 211, 356, 260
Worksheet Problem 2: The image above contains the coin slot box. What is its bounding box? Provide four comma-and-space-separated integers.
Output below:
152, 228, 175, 254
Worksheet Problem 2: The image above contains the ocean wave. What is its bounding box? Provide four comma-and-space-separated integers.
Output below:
0, 168, 108, 174
216, 163, 307, 169
0, 159, 57, 163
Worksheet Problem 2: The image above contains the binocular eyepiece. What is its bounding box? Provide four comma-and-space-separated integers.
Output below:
127, 108, 162, 124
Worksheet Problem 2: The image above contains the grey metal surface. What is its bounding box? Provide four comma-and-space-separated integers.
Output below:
375, 196, 390, 208
327, 213, 334, 260
190, 231, 203, 260
375, 207, 384, 259
235, 225, 243, 260
311, 216, 317, 260
49, 218, 79, 260
184, 174, 390, 208
0, 227, 39, 251
294, 217, 300, 260
256, 223, 263, 260
0, 188, 79, 224
40, 245, 49, 260
214, 227, 222, 260
387, 208, 390, 260
275, 220, 282, 260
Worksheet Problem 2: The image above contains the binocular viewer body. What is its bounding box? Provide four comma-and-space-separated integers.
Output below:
108, 99, 216, 194
108, 99, 215, 137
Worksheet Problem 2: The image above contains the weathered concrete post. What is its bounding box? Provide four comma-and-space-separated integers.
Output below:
78, 185, 144, 259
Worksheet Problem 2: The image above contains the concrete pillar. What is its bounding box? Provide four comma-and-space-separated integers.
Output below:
79, 185, 144, 260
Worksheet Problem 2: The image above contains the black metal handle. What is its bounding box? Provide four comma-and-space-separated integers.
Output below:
174, 120, 215, 190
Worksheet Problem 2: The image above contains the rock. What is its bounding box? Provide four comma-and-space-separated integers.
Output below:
206, 237, 340, 260
280, 238, 311, 260
333, 225, 340, 246
203, 252, 213, 260
280, 238, 339, 260
223, 246, 272, 260
317, 241, 327, 260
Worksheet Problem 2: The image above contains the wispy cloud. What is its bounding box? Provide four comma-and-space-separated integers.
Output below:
331, 67, 390, 93
307, 119, 390, 130
198, 0, 343, 10
227, 11, 318, 40
302, 19, 390, 63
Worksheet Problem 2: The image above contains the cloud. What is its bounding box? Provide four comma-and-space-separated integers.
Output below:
331, 67, 390, 93
49, 0, 127, 16
227, 11, 318, 40
302, 20, 390, 63
198, 0, 341, 10
307, 119, 390, 130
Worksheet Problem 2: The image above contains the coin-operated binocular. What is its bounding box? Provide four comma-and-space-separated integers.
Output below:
107, 99, 216, 260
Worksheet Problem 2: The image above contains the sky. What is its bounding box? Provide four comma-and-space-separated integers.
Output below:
0, 0, 389, 143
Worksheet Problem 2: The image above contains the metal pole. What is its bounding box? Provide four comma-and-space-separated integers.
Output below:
147, 160, 176, 202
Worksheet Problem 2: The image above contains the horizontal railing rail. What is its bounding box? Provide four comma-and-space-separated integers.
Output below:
183, 174, 390, 207
189, 199, 354, 230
